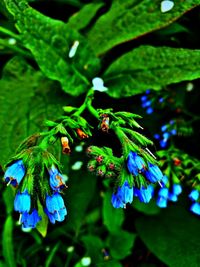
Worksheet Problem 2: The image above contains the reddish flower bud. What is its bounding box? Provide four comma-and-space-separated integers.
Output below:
108, 163, 115, 170
61, 137, 71, 154
96, 155, 103, 164
173, 157, 181, 166
76, 128, 88, 139
100, 114, 110, 132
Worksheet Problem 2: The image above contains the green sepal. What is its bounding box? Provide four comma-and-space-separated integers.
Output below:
123, 128, 153, 146
43, 120, 57, 127
114, 112, 142, 119
135, 174, 148, 189
63, 106, 78, 114
36, 199, 48, 237
15, 133, 40, 154
105, 171, 116, 179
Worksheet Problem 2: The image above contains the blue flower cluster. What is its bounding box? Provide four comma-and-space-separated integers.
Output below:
4, 160, 67, 229
189, 189, 200, 215
156, 176, 182, 208
111, 151, 163, 208
140, 90, 154, 114
154, 120, 177, 148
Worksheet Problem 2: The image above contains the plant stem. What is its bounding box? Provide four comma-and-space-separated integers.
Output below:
0, 26, 21, 40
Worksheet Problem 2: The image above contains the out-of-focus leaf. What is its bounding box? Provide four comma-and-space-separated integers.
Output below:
65, 170, 97, 234
104, 46, 200, 97
45, 243, 60, 267
97, 260, 123, 267
103, 191, 125, 232
135, 203, 200, 267
68, 2, 104, 31
2, 216, 16, 267
3, 0, 100, 95
133, 198, 160, 215
0, 57, 38, 165
81, 235, 103, 263
107, 230, 136, 260
3, 187, 15, 214
87, 0, 200, 55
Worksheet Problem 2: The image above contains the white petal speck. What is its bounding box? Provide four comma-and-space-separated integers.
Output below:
161, 0, 174, 13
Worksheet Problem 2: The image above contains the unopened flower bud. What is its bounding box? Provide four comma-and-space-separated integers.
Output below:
100, 114, 110, 132
108, 163, 115, 170
76, 128, 88, 139
87, 160, 97, 172
96, 165, 107, 177
96, 155, 104, 164
61, 137, 71, 154
173, 158, 181, 166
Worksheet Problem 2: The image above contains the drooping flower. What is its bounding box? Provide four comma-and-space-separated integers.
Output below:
48, 165, 66, 191
21, 209, 41, 228
190, 202, 200, 216
189, 189, 199, 201
45, 192, 67, 223
4, 160, 25, 186
127, 152, 145, 176
111, 180, 133, 208
134, 185, 154, 203
156, 182, 182, 208
144, 163, 163, 183
14, 190, 31, 213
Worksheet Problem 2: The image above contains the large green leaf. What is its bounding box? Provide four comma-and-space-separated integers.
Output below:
103, 46, 200, 97
81, 235, 104, 263
87, 0, 200, 55
0, 57, 38, 165
135, 203, 200, 267
65, 170, 97, 234
106, 230, 137, 260
3, 0, 100, 95
103, 191, 125, 233
133, 198, 160, 215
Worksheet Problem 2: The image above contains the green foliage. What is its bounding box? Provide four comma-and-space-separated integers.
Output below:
87, 0, 200, 55
3, 0, 100, 95
135, 203, 200, 267
103, 191, 125, 232
104, 46, 200, 97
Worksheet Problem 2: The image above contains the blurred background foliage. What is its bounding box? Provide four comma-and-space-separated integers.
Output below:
0, 0, 200, 266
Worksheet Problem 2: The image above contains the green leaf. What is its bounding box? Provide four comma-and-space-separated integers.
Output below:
36, 200, 48, 237
97, 261, 123, 267
135, 203, 200, 267
65, 170, 97, 234
107, 230, 137, 260
81, 235, 103, 263
133, 198, 160, 215
0, 57, 37, 165
45, 243, 60, 267
2, 216, 16, 267
3, 187, 15, 214
104, 46, 200, 97
103, 191, 125, 233
87, 0, 200, 55
68, 2, 104, 31
3, 0, 100, 95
